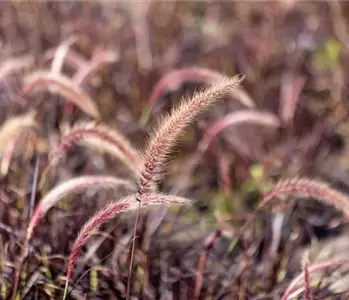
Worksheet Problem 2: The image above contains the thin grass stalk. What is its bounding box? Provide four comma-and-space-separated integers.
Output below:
11, 153, 40, 300
302, 253, 312, 300
130, 1, 152, 71
194, 229, 222, 299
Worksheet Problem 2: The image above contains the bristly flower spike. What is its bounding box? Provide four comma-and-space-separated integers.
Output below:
50, 122, 142, 176
26, 176, 135, 242
63, 193, 191, 299
259, 178, 349, 218
138, 76, 244, 195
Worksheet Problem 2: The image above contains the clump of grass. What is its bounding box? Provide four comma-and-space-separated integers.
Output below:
256, 178, 349, 298
13, 175, 134, 299
59, 76, 244, 299
4, 4, 349, 300
21, 71, 349, 300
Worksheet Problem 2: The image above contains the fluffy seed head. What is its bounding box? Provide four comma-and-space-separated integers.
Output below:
147, 67, 254, 110
26, 176, 135, 241
22, 71, 100, 118
138, 76, 243, 194
50, 122, 142, 175
260, 178, 349, 218
65, 193, 191, 285
73, 50, 119, 84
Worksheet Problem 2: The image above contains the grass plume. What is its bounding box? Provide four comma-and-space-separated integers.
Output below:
16, 176, 133, 300
22, 71, 100, 119
18, 176, 133, 299
63, 193, 191, 299
73, 49, 119, 85
0, 110, 37, 175
26, 175, 135, 242
50, 36, 78, 75
0, 54, 34, 80
259, 178, 349, 218
138, 76, 244, 195
0, 110, 37, 153
147, 67, 254, 110
50, 122, 142, 175
0, 134, 20, 176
